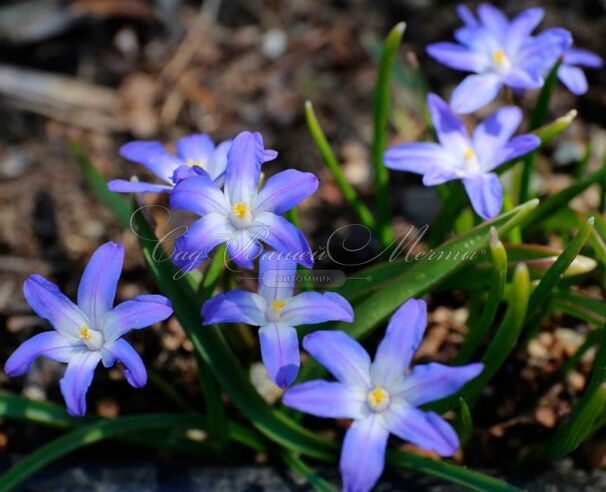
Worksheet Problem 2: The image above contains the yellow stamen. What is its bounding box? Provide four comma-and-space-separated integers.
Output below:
186, 159, 205, 168
463, 148, 476, 160
79, 326, 92, 340
272, 299, 287, 313
492, 49, 506, 65
367, 385, 390, 411
232, 202, 249, 218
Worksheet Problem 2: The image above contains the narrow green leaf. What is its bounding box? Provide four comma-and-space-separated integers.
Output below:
553, 290, 606, 327
321, 200, 538, 341
520, 168, 606, 230
304, 101, 375, 231
0, 414, 213, 490
524, 218, 595, 325
454, 227, 508, 364
458, 397, 474, 446
535, 330, 606, 460
432, 263, 530, 413
280, 451, 338, 492
532, 109, 577, 146
561, 329, 601, 376
372, 22, 406, 245
386, 451, 521, 492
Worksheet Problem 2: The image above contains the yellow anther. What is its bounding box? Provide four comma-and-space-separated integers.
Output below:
186, 159, 205, 168
492, 49, 507, 65
367, 385, 390, 412
463, 148, 476, 160
79, 326, 92, 340
232, 202, 249, 219
272, 299, 287, 313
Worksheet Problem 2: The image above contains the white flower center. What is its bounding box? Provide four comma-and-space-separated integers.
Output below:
266, 298, 287, 322
492, 49, 511, 74
230, 202, 253, 228
462, 147, 481, 174
79, 325, 103, 351
366, 385, 390, 412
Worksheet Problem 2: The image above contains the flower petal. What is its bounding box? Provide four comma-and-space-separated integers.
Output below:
384, 142, 453, 174
119, 141, 182, 183
258, 323, 300, 388
518, 28, 572, 74
207, 139, 232, 181
450, 73, 502, 114
282, 380, 366, 419
477, 4, 509, 39
252, 212, 314, 268
253, 170, 319, 215
502, 67, 543, 90
563, 48, 603, 68
473, 105, 522, 166
173, 213, 234, 272
456, 5, 478, 26
496, 134, 540, 168
463, 172, 503, 220
427, 93, 471, 153
77, 242, 124, 329
506, 7, 544, 52
107, 179, 173, 194
59, 351, 101, 416
226, 229, 263, 270
280, 292, 353, 326
175, 133, 215, 163
170, 174, 229, 216
258, 252, 297, 302
384, 405, 459, 456
302, 330, 371, 387
340, 416, 389, 492
5, 332, 82, 376
201, 290, 266, 326
558, 65, 588, 95
23, 274, 89, 340
101, 338, 147, 388
225, 131, 264, 206
394, 362, 484, 406
426, 42, 489, 72
102, 295, 173, 343
371, 298, 426, 388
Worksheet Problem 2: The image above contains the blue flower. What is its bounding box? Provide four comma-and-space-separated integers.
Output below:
201, 253, 353, 388
384, 93, 540, 219
427, 4, 571, 113
557, 47, 603, 95
108, 133, 277, 193
4, 242, 173, 416
170, 131, 318, 270
282, 299, 483, 492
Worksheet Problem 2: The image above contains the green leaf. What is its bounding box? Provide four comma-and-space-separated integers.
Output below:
457, 397, 474, 446
372, 22, 406, 245
304, 101, 375, 231
519, 168, 606, 230
431, 263, 531, 413
552, 290, 606, 327
280, 451, 338, 492
320, 200, 538, 341
524, 217, 595, 325
454, 227, 508, 364
0, 413, 215, 490
534, 330, 606, 460
386, 451, 522, 492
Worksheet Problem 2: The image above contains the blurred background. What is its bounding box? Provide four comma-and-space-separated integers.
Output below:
0, 0, 605, 488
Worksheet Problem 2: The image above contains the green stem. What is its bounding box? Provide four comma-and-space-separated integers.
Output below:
372, 22, 406, 245
304, 101, 376, 232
